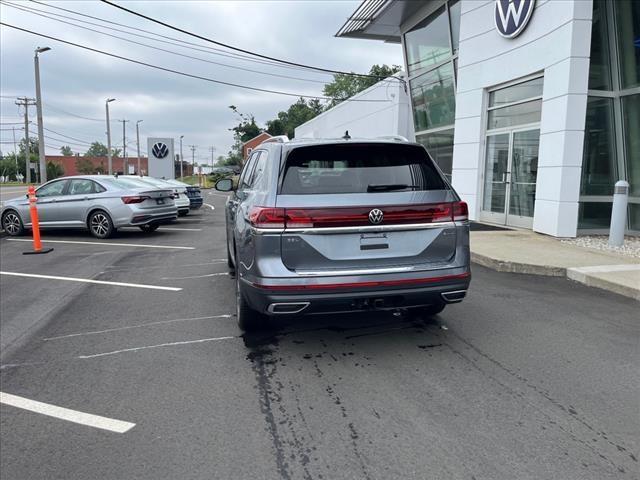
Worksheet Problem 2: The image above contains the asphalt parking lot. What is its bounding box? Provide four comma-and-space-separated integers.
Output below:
0, 190, 638, 480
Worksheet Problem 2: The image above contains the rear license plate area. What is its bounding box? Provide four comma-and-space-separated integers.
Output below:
360, 233, 388, 251
156, 198, 165, 205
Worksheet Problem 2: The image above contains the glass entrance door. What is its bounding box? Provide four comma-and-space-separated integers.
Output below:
482, 129, 540, 228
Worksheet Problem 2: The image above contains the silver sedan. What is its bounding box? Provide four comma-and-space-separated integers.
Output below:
1, 175, 177, 239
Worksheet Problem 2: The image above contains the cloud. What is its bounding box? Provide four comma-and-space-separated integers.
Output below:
0, 0, 401, 157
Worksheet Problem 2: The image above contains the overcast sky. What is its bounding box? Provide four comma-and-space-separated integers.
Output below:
0, 0, 401, 162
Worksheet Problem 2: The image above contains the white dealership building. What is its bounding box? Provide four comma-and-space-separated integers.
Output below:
331, 0, 638, 237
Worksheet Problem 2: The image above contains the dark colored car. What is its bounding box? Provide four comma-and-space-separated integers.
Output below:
167, 179, 203, 209
215, 137, 471, 331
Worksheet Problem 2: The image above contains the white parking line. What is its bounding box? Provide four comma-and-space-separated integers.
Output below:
0, 271, 182, 291
43, 314, 233, 341
5, 238, 194, 250
77, 336, 235, 359
203, 203, 215, 210
0, 392, 135, 433
159, 227, 202, 232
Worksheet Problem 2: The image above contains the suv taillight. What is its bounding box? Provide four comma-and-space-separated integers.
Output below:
249, 207, 286, 228
249, 203, 465, 229
121, 195, 150, 204
452, 201, 468, 221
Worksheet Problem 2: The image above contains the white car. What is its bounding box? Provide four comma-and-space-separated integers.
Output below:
121, 176, 191, 216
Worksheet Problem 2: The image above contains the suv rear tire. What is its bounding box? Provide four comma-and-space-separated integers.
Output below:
416, 302, 446, 317
235, 258, 266, 332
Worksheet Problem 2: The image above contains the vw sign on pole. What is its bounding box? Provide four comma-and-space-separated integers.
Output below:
147, 137, 175, 179
495, 0, 535, 39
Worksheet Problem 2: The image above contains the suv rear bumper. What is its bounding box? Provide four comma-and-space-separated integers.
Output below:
241, 269, 470, 315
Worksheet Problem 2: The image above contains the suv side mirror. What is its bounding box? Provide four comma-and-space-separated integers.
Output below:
215, 178, 234, 192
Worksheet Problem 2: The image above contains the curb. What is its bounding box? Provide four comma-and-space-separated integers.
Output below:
471, 252, 639, 301
470, 252, 566, 276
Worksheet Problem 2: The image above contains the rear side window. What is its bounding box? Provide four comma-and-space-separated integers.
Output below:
280, 143, 447, 195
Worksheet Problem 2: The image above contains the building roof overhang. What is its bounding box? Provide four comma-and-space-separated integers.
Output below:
335, 0, 425, 43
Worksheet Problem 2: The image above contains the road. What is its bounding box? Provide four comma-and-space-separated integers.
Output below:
0, 192, 638, 480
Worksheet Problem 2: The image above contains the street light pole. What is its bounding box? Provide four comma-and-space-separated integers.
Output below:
179, 135, 184, 180
105, 98, 115, 174
190, 145, 196, 176
136, 120, 143, 174
34, 46, 51, 183
209, 146, 216, 173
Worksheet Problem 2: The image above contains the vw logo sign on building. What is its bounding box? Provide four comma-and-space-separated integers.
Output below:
147, 137, 175, 179
495, 0, 535, 38
368, 208, 384, 225
152, 142, 169, 159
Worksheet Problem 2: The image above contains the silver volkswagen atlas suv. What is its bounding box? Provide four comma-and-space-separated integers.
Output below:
215, 137, 471, 331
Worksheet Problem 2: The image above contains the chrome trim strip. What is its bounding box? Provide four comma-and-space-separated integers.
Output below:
252, 221, 454, 235
295, 264, 453, 277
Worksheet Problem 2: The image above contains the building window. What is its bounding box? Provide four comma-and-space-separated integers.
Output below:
615, 0, 640, 89
404, 0, 460, 179
581, 0, 639, 232
581, 97, 617, 196
622, 94, 640, 197
416, 129, 454, 181
410, 62, 456, 131
588, 0, 612, 90
405, 6, 451, 78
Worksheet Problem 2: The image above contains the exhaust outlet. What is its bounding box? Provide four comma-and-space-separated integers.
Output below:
267, 302, 310, 314
441, 290, 467, 303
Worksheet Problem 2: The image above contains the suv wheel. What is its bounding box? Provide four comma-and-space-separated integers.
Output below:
88, 210, 115, 239
416, 302, 446, 317
139, 224, 159, 233
2, 210, 24, 236
235, 260, 266, 332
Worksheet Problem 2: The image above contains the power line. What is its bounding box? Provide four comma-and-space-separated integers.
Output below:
99, 0, 401, 83
27, 0, 321, 74
0, 23, 390, 103
5, 1, 333, 85
42, 102, 103, 122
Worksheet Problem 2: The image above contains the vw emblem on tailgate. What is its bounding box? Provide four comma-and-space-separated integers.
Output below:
368, 208, 384, 224
152, 142, 169, 159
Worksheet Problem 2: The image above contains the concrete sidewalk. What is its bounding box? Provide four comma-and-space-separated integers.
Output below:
470, 230, 640, 300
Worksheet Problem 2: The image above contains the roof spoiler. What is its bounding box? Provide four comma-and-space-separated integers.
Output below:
261, 135, 289, 145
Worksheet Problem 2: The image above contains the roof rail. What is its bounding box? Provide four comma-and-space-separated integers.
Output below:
261, 135, 289, 144
377, 135, 409, 142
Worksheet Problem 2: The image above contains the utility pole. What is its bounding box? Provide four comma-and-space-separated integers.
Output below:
16, 97, 36, 184
209, 146, 216, 173
119, 119, 129, 174
12, 126, 18, 171
136, 120, 143, 174
179, 135, 184, 179
189, 145, 196, 176
34, 46, 51, 183
105, 98, 115, 174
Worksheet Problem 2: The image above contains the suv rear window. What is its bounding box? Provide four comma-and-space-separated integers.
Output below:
280, 143, 447, 195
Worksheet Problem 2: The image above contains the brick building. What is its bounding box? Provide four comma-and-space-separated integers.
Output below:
242, 132, 271, 161
45, 155, 149, 176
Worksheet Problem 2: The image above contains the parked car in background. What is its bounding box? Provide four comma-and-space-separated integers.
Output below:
216, 137, 471, 331
166, 179, 203, 210
121, 176, 191, 216
1, 175, 177, 238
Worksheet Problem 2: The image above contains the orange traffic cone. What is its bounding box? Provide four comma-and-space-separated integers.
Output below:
23, 185, 53, 255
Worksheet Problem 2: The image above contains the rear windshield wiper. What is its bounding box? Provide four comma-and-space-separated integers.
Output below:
367, 184, 420, 192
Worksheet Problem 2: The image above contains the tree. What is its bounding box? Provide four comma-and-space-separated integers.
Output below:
84, 141, 120, 157
266, 97, 325, 138
75, 157, 96, 174
46, 161, 65, 179
60, 145, 73, 156
322, 64, 402, 108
